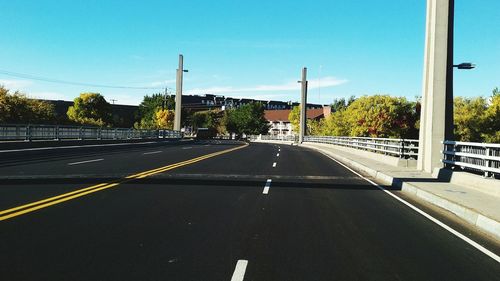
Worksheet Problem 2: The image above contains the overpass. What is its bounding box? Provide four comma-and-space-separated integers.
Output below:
1, 0, 499, 279
0, 135, 499, 280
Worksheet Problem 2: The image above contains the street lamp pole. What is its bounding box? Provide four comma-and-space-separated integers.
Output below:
298, 67, 308, 144
174, 54, 188, 131
445, 0, 455, 141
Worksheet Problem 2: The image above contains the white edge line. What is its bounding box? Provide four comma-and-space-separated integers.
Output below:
143, 151, 162, 155
263, 179, 272, 194
317, 150, 500, 264
272, 162, 277, 168
276, 153, 280, 157
67, 158, 104, 165
0, 141, 159, 153
231, 259, 248, 281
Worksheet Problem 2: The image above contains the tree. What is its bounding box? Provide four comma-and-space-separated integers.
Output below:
154, 109, 175, 129
453, 97, 487, 142
224, 102, 269, 135
343, 95, 418, 138
67, 93, 111, 126
135, 93, 175, 129
320, 109, 350, 136
192, 109, 224, 133
288, 106, 300, 133
330, 96, 355, 112
0, 85, 55, 124
481, 91, 500, 143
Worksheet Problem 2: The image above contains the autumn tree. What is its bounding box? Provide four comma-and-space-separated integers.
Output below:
67, 93, 112, 126
154, 109, 175, 129
0, 85, 55, 124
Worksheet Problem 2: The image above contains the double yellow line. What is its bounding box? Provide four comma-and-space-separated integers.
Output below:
0, 143, 248, 222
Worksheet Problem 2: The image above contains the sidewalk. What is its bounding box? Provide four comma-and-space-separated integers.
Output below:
253, 140, 500, 240
300, 142, 500, 240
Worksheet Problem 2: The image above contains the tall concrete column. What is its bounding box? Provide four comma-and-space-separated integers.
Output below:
174, 54, 184, 131
417, 0, 454, 173
298, 67, 308, 144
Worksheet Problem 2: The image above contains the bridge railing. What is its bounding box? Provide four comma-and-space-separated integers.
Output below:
442, 141, 500, 177
304, 136, 419, 159
0, 124, 182, 141
249, 135, 298, 142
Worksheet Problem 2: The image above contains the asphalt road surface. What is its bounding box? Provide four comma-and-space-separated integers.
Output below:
0, 140, 499, 281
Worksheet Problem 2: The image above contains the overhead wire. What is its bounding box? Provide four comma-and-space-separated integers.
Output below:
0, 69, 166, 90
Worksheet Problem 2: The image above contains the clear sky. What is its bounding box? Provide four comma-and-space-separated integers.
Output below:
0, 0, 498, 105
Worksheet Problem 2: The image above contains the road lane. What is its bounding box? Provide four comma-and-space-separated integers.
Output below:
0, 141, 498, 281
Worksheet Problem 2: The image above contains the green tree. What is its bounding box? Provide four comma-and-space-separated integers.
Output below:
330, 96, 356, 112
192, 109, 224, 133
0, 85, 55, 123
67, 93, 111, 126
288, 106, 301, 133
481, 92, 500, 143
135, 93, 174, 129
224, 103, 269, 135
320, 109, 350, 136
343, 95, 418, 138
453, 97, 487, 142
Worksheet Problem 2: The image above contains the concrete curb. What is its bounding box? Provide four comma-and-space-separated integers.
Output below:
299, 143, 500, 240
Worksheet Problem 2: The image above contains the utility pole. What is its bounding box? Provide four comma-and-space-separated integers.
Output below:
110, 99, 117, 104
162, 87, 168, 110
298, 67, 308, 144
174, 54, 188, 131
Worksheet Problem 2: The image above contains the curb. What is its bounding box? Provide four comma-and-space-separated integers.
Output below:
301, 143, 500, 240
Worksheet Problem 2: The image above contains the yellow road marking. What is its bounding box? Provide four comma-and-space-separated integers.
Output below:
0, 143, 248, 221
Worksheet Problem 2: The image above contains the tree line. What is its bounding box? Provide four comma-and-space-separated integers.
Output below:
1, 84, 498, 143
0, 86, 270, 135
289, 88, 499, 143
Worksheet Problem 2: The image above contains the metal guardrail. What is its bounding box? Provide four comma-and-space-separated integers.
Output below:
249, 135, 298, 142
304, 136, 419, 159
442, 141, 500, 177
0, 124, 182, 141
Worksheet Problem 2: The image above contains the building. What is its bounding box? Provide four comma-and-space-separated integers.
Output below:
264, 107, 331, 137
179, 94, 323, 111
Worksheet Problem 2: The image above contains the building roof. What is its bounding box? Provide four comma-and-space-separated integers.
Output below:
264, 108, 330, 122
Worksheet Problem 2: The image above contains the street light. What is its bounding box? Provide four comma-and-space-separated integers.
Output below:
453, 62, 476, 70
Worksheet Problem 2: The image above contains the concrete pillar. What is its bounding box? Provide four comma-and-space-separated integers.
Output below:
174, 54, 184, 131
298, 67, 308, 144
417, 0, 454, 173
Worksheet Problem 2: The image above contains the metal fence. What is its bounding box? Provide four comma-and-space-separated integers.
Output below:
0, 124, 182, 141
442, 141, 500, 177
249, 134, 298, 142
304, 136, 419, 159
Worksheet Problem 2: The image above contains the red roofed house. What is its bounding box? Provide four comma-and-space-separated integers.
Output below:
264, 106, 331, 137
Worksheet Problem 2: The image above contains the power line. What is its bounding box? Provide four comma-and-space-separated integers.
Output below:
0, 69, 165, 90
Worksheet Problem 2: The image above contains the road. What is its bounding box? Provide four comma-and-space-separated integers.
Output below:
0, 140, 499, 281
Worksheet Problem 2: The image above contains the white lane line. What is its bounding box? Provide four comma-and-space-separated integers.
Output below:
67, 158, 104, 166
272, 162, 277, 168
317, 150, 500, 264
276, 153, 280, 157
142, 151, 162, 155
231, 260, 248, 281
278, 148, 281, 152
182, 147, 193, 150
262, 179, 272, 194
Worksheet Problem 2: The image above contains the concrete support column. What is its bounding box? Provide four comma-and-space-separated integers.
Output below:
417, 0, 454, 173
298, 67, 308, 144
174, 54, 184, 131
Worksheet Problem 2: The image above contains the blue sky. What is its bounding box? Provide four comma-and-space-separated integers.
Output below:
0, 0, 498, 105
